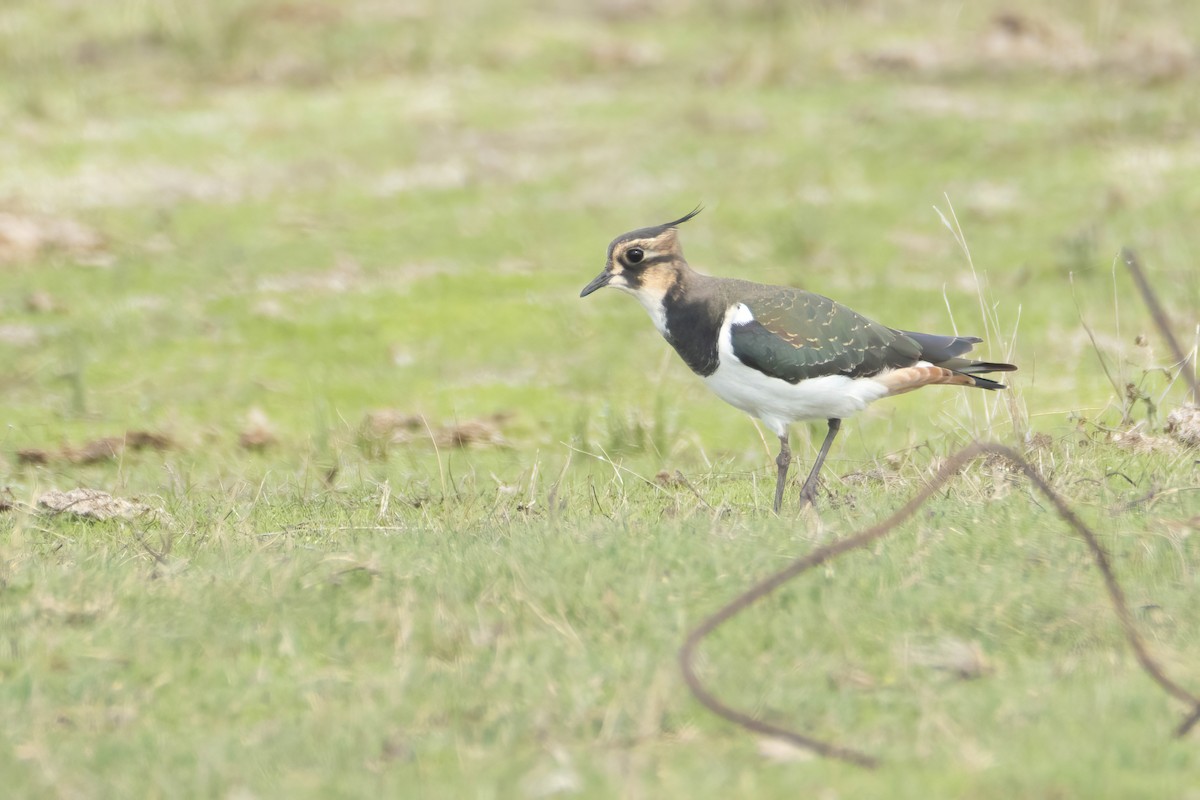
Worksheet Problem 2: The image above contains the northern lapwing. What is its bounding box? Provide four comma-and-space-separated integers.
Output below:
580, 209, 1017, 512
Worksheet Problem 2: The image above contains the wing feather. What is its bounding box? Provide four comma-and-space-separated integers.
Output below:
730, 290, 921, 384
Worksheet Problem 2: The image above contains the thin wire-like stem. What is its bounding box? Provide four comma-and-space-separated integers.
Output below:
679, 442, 1200, 768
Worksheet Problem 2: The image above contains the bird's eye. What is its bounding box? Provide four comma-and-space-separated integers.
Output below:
626, 248, 644, 264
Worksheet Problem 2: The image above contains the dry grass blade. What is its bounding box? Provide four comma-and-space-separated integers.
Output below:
679, 442, 1200, 769
1070, 272, 1124, 406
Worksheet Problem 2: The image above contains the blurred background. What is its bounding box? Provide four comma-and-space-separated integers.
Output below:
2, 0, 1198, 481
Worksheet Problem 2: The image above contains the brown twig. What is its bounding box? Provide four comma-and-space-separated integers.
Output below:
135, 531, 171, 566
1123, 248, 1200, 404
679, 442, 1200, 768
674, 470, 716, 512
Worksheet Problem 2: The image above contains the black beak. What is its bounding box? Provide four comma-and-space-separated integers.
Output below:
579, 270, 611, 298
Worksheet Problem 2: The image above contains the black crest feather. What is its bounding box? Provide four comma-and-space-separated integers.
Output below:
661, 205, 703, 229
607, 205, 704, 256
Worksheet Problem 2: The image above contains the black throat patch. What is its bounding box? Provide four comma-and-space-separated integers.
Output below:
662, 282, 722, 377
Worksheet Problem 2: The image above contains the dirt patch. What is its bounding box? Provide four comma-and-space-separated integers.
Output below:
372, 161, 470, 196
757, 736, 815, 764
0, 211, 107, 266
979, 11, 1094, 73
360, 410, 511, 453
239, 408, 278, 450
70, 437, 127, 464
38, 487, 166, 522
908, 637, 992, 680
855, 40, 946, 75
16, 431, 172, 466
0, 324, 40, 347
263, 1, 345, 25
34, 594, 111, 626
1110, 29, 1195, 84
5, 160, 287, 211
440, 418, 507, 448
1108, 424, 1177, 454
16, 448, 51, 466
852, 11, 1195, 82
655, 470, 685, 487
25, 291, 64, 314
73, 431, 172, 463
361, 409, 423, 438
256, 254, 363, 294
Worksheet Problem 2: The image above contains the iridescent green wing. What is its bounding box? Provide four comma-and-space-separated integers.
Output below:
730, 289, 921, 383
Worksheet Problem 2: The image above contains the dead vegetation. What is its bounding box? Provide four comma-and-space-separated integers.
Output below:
37, 487, 166, 522
1165, 404, 1200, 449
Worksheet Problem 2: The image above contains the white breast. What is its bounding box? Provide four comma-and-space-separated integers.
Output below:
702, 303, 890, 436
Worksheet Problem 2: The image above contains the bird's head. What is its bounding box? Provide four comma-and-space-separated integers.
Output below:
579, 207, 701, 301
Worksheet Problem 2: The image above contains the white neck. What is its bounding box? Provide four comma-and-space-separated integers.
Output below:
619, 286, 669, 337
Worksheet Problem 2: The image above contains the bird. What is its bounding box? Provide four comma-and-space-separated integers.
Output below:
580, 208, 1017, 512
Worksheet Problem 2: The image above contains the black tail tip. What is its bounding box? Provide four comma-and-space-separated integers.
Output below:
972, 376, 1007, 391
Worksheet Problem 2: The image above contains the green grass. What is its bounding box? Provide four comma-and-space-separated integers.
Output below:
2, 0, 1200, 796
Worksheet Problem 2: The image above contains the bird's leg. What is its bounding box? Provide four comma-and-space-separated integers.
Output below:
798, 418, 841, 507
773, 433, 791, 514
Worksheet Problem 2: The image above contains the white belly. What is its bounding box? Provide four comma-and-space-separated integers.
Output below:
703, 303, 890, 436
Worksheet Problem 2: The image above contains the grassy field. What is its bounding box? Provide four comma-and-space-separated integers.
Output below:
2, 1, 1200, 796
